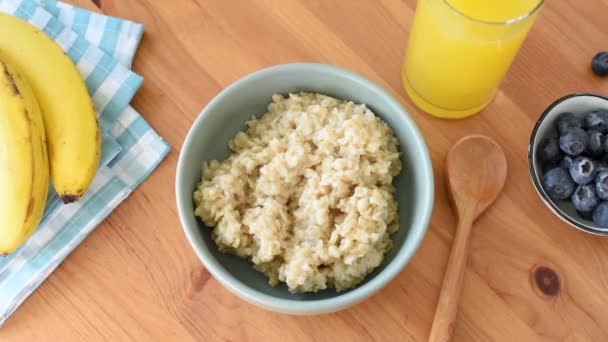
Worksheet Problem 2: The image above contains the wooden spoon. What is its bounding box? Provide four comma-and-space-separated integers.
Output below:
428, 135, 508, 342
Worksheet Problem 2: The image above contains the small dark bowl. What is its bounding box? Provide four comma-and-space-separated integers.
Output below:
529, 93, 608, 235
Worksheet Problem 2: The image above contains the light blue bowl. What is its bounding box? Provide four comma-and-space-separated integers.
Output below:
176, 63, 434, 314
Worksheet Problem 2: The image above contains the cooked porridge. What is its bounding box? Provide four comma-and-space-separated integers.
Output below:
193, 92, 402, 292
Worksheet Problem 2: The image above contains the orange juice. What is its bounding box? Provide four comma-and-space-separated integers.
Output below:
402, 0, 543, 118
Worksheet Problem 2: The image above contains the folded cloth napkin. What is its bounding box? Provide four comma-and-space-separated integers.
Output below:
0, 0, 170, 326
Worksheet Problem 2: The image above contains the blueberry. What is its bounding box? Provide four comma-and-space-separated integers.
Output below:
593, 201, 608, 227
559, 128, 588, 156
570, 157, 597, 185
586, 130, 605, 157
542, 167, 575, 200
596, 171, 608, 200
556, 112, 582, 134
560, 155, 575, 170
584, 110, 608, 133
572, 184, 600, 213
592, 51, 608, 77
538, 137, 561, 164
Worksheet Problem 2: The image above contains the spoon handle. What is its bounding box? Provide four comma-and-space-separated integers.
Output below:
428, 214, 474, 342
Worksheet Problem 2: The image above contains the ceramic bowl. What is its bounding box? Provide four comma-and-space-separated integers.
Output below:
175, 63, 434, 314
529, 93, 608, 235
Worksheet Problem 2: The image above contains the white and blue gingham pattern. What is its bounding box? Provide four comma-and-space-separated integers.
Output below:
0, 0, 170, 326
36, 0, 144, 67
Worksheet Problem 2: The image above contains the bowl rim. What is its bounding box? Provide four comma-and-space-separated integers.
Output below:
175, 62, 435, 313
528, 92, 608, 236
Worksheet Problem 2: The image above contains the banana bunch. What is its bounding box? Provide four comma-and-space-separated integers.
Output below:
0, 14, 101, 255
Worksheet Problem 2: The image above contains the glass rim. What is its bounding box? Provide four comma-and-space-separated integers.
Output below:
443, 0, 545, 26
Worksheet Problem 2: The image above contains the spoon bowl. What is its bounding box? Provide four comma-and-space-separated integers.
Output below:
447, 135, 508, 219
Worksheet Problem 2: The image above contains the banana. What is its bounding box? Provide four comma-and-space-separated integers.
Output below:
0, 58, 49, 255
0, 14, 100, 203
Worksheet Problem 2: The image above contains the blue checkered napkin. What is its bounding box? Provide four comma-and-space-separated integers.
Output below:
36, 0, 144, 67
0, 0, 170, 326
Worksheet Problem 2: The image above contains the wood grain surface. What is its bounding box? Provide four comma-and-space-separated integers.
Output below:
2, 0, 608, 341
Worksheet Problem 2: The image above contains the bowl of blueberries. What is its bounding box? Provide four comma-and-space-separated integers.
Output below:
529, 93, 608, 235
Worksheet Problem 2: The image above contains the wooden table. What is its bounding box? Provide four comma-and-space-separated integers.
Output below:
2, 0, 608, 340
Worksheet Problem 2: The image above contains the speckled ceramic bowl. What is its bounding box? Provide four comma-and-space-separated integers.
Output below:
176, 63, 434, 314
529, 93, 608, 235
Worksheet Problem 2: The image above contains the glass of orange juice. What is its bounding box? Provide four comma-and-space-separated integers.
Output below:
402, 0, 544, 119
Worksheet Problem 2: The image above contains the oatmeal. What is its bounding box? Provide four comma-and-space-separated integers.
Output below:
193, 92, 401, 292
